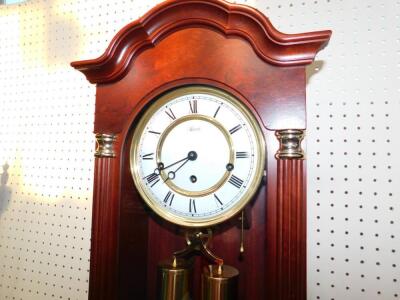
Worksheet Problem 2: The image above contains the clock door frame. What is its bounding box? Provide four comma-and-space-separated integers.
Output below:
71, 0, 331, 299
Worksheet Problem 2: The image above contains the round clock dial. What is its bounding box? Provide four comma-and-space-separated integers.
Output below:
130, 86, 265, 227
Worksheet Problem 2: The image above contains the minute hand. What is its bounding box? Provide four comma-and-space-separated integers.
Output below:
160, 156, 188, 171
143, 155, 188, 181
159, 150, 198, 171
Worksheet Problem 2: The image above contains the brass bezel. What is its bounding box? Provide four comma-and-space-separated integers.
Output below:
130, 85, 266, 228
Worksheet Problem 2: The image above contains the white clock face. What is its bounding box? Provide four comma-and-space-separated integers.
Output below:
130, 86, 265, 227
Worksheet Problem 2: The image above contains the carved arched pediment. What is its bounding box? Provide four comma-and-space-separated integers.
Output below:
71, 0, 331, 84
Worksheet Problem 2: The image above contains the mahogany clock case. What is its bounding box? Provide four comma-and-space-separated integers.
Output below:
71, 0, 331, 299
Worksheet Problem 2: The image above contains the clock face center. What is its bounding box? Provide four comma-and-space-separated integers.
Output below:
187, 151, 198, 161
157, 115, 233, 197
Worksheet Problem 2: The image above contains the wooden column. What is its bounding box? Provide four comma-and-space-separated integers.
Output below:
266, 129, 306, 300
89, 134, 120, 300
275, 158, 306, 299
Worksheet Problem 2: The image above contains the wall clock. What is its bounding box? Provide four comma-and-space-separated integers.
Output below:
130, 85, 265, 228
71, 0, 331, 299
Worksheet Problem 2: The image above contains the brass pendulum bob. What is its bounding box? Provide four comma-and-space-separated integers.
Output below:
201, 264, 239, 300
157, 257, 191, 300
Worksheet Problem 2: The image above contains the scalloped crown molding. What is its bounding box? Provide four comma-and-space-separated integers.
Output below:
71, 0, 331, 84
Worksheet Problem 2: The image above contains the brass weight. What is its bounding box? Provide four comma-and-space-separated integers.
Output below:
201, 264, 239, 300
157, 258, 191, 300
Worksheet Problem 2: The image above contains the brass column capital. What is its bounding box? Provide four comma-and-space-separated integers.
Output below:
275, 129, 305, 159
95, 133, 117, 158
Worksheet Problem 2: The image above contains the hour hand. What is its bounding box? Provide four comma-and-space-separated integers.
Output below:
145, 151, 197, 184
163, 159, 190, 183
142, 159, 181, 186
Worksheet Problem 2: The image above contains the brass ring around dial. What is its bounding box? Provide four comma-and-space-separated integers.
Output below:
156, 114, 234, 197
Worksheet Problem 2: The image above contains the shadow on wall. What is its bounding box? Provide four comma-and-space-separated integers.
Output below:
306, 60, 325, 85
44, 3, 82, 66
0, 163, 11, 216
16, 1, 83, 68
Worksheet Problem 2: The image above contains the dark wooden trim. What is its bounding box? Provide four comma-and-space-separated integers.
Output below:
71, 0, 331, 83
89, 144, 121, 300
266, 158, 306, 299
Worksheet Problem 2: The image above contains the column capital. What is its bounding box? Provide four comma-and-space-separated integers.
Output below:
275, 129, 305, 159
95, 133, 117, 158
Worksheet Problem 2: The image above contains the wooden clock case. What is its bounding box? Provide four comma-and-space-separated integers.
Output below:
71, 0, 331, 299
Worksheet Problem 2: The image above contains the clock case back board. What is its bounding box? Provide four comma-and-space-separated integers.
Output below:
71, 0, 331, 299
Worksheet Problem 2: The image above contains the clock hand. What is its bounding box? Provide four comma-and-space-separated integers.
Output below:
174, 157, 191, 172
164, 158, 189, 182
158, 151, 198, 171
160, 156, 188, 171
164, 151, 197, 182
144, 151, 197, 181
144, 156, 187, 180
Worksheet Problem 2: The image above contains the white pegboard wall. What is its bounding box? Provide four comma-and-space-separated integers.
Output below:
0, 0, 399, 300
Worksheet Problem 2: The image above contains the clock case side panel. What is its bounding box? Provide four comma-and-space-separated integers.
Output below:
89, 135, 151, 299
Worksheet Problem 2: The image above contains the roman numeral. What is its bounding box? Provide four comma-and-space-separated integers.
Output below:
189, 198, 197, 213
165, 108, 176, 120
228, 175, 244, 189
148, 130, 161, 135
214, 194, 223, 206
213, 106, 221, 118
146, 173, 160, 187
236, 151, 249, 159
229, 124, 242, 135
163, 191, 174, 206
142, 153, 154, 160
189, 100, 198, 114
